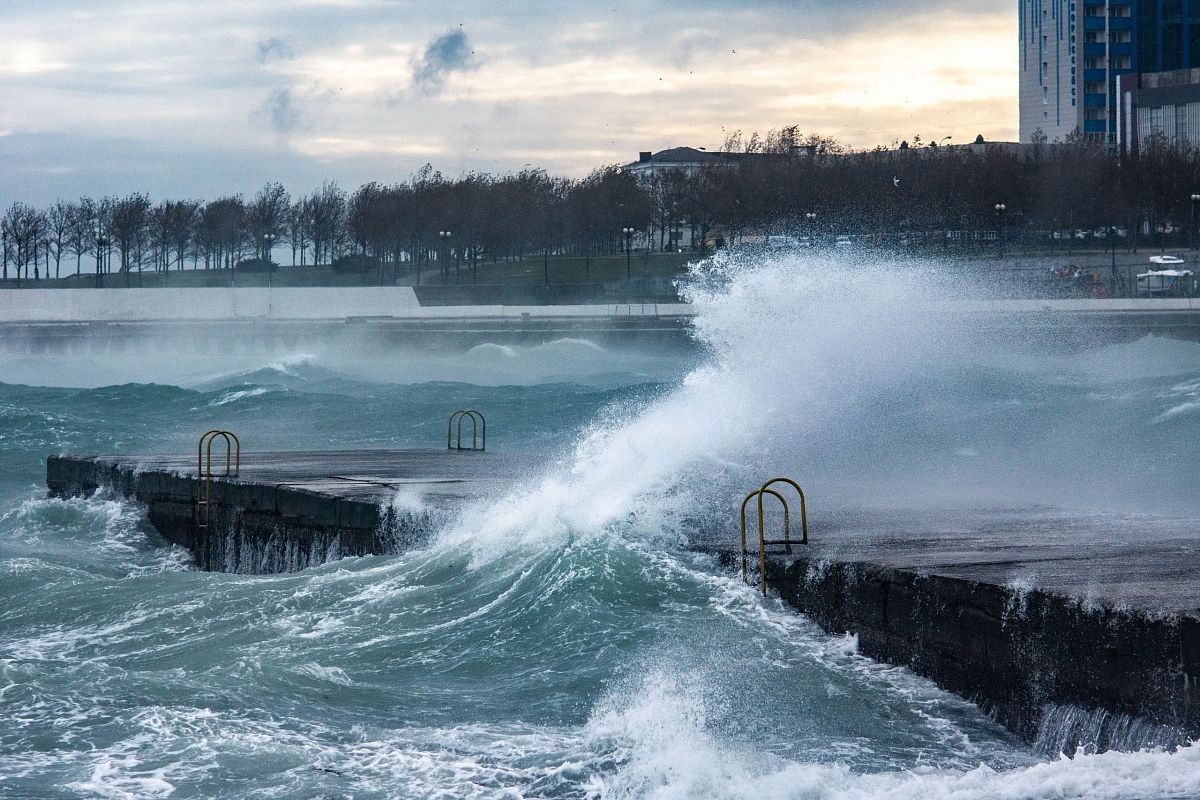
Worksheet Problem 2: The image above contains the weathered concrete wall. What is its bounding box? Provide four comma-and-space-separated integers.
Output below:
0, 287, 418, 322
45, 455, 417, 574
756, 555, 1200, 751
48, 449, 1200, 751
0, 287, 693, 323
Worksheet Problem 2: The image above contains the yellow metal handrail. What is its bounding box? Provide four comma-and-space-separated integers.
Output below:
739, 477, 809, 595
196, 429, 240, 532
447, 410, 486, 451
761, 477, 807, 545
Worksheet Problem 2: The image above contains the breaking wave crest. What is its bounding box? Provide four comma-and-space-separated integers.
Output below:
4, 252, 1200, 797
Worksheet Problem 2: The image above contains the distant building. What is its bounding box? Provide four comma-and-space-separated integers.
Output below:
624, 147, 734, 179
622, 146, 819, 251
622, 145, 817, 180
1018, 1, 1200, 145
1019, 1, 1135, 143
1117, 67, 1200, 153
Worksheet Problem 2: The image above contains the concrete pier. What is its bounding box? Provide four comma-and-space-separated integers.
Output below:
702, 510, 1200, 752
47, 449, 524, 574
44, 446, 1200, 753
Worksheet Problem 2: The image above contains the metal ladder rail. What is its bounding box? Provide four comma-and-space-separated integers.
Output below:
447, 410, 487, 451
196, 430, 240, 534
761, 477, 807, 545
739, 477, 809, 595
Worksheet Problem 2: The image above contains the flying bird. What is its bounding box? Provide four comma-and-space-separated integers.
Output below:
893, 177, 901, 188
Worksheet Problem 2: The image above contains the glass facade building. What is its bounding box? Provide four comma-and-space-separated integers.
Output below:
1019, 1, 1154, 142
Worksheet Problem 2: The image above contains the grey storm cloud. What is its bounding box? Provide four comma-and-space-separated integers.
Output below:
256, 37, 294, 64
410, 29, 477, 96
262, 88, 299, 133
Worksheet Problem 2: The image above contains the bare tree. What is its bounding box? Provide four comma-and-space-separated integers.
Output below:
46, 201, 72, 280
67, 198, 97, 276
307, 182, 345, 267
286, 200, 310, 266
246, 183, 290, 261
2, 203, 43, 284
196, 197, 245, 269
163, 200, 200, 270
109, 194, 151, 286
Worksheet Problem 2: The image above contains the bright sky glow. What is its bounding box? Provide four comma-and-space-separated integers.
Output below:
0, 0, 1014, 206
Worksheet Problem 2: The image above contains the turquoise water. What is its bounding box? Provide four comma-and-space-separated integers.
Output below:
4, 256, 1200, 798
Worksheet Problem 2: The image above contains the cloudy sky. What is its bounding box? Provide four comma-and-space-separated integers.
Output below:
0, 0, 1014, 207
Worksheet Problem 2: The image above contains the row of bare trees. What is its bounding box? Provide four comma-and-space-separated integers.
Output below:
704, 129, 1200, 247
1, 167, 655, 283
0, 188, 294, 284
7, 129, 1200, 283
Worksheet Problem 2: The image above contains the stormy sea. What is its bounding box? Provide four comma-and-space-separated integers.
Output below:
4, 254, 1200, 798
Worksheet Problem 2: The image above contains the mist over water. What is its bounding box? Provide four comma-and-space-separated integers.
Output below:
3, 252, 1200, 798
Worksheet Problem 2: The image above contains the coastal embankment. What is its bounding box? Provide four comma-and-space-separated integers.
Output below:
44, 443, 1200, 754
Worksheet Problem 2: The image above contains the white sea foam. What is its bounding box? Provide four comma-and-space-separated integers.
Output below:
537, 337, 608, 353
419, 252, 1200, 797
434, 254, 984, 562
1154, 399, 1200, 422
207, 386, 276, 406
466, 342, 518, 358
293, 662, 353, 685
265, 352, 320, 375
591, 686, 1200, 800
1, 493, 190, 576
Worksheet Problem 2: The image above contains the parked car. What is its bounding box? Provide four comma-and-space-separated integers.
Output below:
834, 235, 853, 248
766, 235, 800, 250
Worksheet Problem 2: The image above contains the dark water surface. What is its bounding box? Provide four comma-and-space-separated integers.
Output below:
4, 258, 1200, 798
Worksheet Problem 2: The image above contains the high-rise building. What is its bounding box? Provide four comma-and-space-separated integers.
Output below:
1136, 2, 1200, 73
1019, 1, 1135, 142
1112, 6, 1200, 153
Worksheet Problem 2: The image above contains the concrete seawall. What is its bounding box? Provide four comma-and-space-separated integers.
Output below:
0, 286, 692, 323
5, 286, 1200, 323
758, 555, 1199, 751
701, 503, 1200, 754
8, 291, 1200, 348
47, 450, 524, 574
46, 447, 1200, 752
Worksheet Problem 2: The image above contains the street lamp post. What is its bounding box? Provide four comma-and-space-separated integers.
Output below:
262, 233, 277, 287
438, 231, 451, 283
994, 203, 1007, 258
94, 226, 106, 289
1108, 223, 1119, 295
1190, 194, 1200, 250
622, 227, 635, 278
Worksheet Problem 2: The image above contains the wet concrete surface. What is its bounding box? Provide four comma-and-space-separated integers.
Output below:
47, 448, 1200, 749
692, 506, 1200, 749
698, 507, 1200, 613
47, 449, 528, 573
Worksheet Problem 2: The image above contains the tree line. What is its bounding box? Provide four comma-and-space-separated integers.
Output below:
5, 127, 1200, 284
0, 165, 652, 284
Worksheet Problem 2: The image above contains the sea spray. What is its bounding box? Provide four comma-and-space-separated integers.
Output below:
4, 252, 1200, 796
